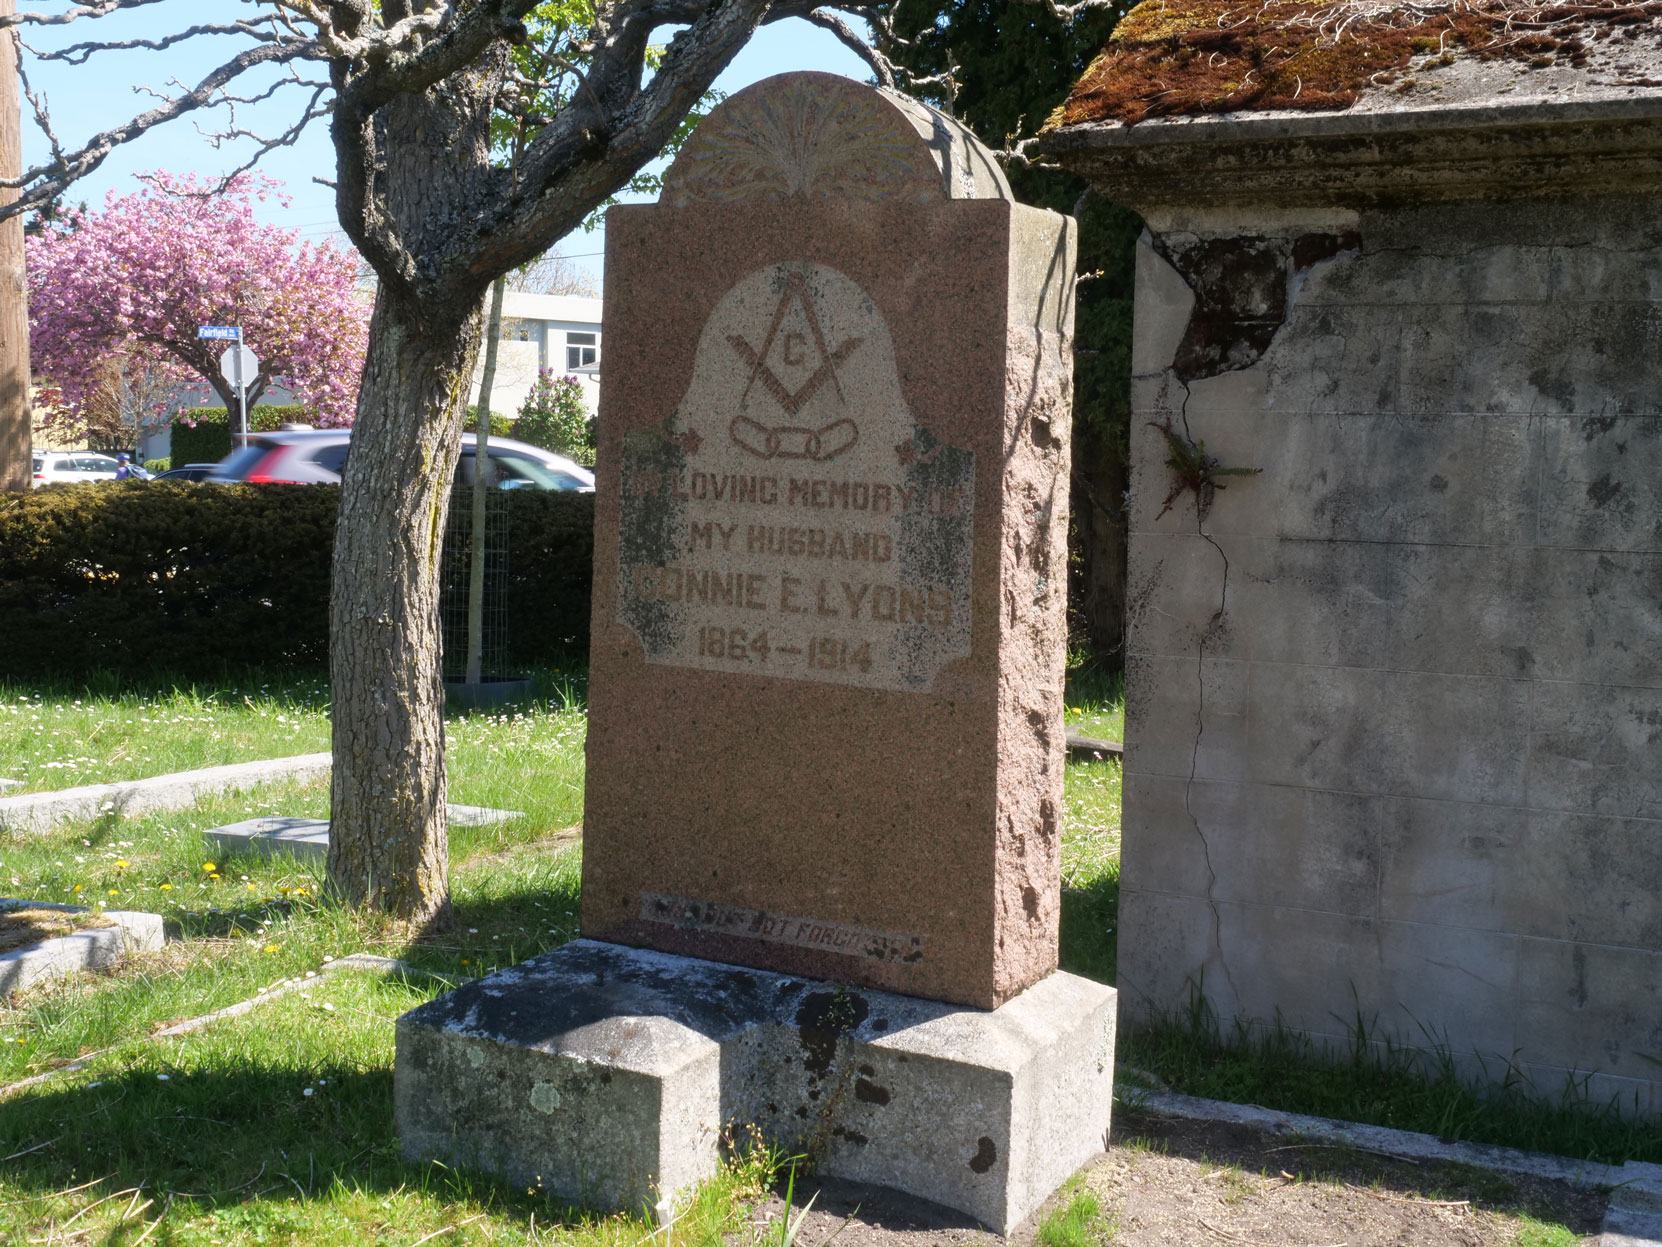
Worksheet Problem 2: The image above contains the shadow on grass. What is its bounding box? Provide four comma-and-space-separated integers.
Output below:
0, 666, 333, 705
1059, 868, 1118, 987
396, 846, 586, 979
1122, 988, 1662, 1167
0, 660, 588, 718
0, 1065, 616, 1231
1063, 661, 1124, 710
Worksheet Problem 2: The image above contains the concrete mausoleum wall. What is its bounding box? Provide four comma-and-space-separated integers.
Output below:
1044, 39, 1662, 1107
1119, 190, 1662, 1108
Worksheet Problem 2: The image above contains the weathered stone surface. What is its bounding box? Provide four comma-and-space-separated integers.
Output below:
206, 817, 331, 861
445, 804, 526, 827
1038, 100, 1662, 211
581, 72, 1075, 1010
0, 900, 165, 993
206, 806, 525, 861
1054, 75, 1662, 1109
0, 753, 332, 834
395, 940, 1114, 1232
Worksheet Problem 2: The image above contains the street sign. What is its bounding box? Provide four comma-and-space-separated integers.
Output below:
219, 345, 258, 387
198, 326, 240, 340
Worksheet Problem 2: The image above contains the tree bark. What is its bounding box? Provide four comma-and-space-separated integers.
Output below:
465, 275, 507, 684
0, 0, 30, 493
327, 286, 482, 924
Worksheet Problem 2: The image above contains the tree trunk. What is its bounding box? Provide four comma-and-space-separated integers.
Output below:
327, 287, 483, 924
465, 275, 507, 683
0, 0, 30, 493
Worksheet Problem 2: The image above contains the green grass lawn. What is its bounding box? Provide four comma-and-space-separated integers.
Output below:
1, 666, 1647, 1243
1060, 666, 1122, 988
0, 667, 1125, 1244
0, 674, 333, 793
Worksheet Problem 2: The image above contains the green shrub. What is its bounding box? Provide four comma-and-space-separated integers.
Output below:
0, 486, 593, 680
142, 458, 170, 474
464, 406, 514, 438
170, 405, 316, 465
512, 371, 593, 459
502, 489, 595, 659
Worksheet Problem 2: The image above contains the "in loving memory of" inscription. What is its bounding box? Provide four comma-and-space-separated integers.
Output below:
617, 262, 974, 692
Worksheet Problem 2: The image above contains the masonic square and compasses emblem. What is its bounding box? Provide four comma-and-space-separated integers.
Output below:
726, 270, 863, 462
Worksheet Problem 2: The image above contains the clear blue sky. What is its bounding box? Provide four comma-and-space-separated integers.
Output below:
19, 5, 874, 288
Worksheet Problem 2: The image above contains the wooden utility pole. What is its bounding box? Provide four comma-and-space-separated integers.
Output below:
0, 0, 29, 493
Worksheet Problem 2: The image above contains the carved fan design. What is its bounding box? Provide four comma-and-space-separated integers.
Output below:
666, 78, 937, 205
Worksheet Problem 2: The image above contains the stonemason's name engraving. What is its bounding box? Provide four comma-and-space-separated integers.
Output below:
618, 262, 975, 692
639, 891, 926, 965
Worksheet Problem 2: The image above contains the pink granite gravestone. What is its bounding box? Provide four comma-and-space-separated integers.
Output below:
582, 71, 1077, 1010
398, 76, 1113, 1230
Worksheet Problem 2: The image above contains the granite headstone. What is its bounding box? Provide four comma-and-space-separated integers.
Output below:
582, 71, 1077, 1010
397, 75, 1112, 1231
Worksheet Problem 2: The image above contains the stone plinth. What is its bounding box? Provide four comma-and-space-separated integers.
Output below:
395, 940, 1114, 1232
0, 900, 165, 993
581, 71, 1076, 1011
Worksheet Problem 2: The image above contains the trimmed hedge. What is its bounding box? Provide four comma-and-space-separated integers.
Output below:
0, 484, 594, 679
171, 406, 315, 466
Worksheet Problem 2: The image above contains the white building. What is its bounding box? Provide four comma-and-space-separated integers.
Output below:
135, 289, 603, 464
470, 291, 603, 419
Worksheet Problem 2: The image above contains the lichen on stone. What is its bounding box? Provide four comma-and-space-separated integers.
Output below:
1049, 0, 1662, 126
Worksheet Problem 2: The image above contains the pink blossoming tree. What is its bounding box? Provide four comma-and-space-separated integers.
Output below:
27, 172, 367, 443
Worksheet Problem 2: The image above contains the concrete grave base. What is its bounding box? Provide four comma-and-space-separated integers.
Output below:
206, 805, 525, 861
0, 899, 166, 993
394, 940, 1115, 1232
0, 752, 332, 834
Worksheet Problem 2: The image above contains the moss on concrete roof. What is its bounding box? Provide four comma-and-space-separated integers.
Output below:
1051, 0, 1662, 126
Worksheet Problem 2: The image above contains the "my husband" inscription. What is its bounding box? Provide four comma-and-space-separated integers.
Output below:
617, 262, 974, 692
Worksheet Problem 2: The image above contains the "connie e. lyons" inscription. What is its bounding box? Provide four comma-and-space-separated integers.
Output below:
618, 261, 974, 693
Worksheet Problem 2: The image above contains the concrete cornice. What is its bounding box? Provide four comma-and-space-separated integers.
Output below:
1039, 95, 1662, 211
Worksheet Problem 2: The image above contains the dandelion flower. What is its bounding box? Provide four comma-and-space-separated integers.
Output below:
202, 863, 216, 872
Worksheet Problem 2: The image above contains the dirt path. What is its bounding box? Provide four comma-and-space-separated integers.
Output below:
756, 1110, 1608, 1247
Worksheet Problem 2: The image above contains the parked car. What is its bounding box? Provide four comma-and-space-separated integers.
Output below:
207, 428, 594, 491
153, 463, 221, 482
31, 453, 156, 485
32, 451, 123, 486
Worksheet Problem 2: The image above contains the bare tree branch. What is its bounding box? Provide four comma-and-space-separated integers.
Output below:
792, 7, 896, 88
0, 0, 171, 30
0, 38, 315, 214
204, 83, 333, 188
34, 20, 281, 65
